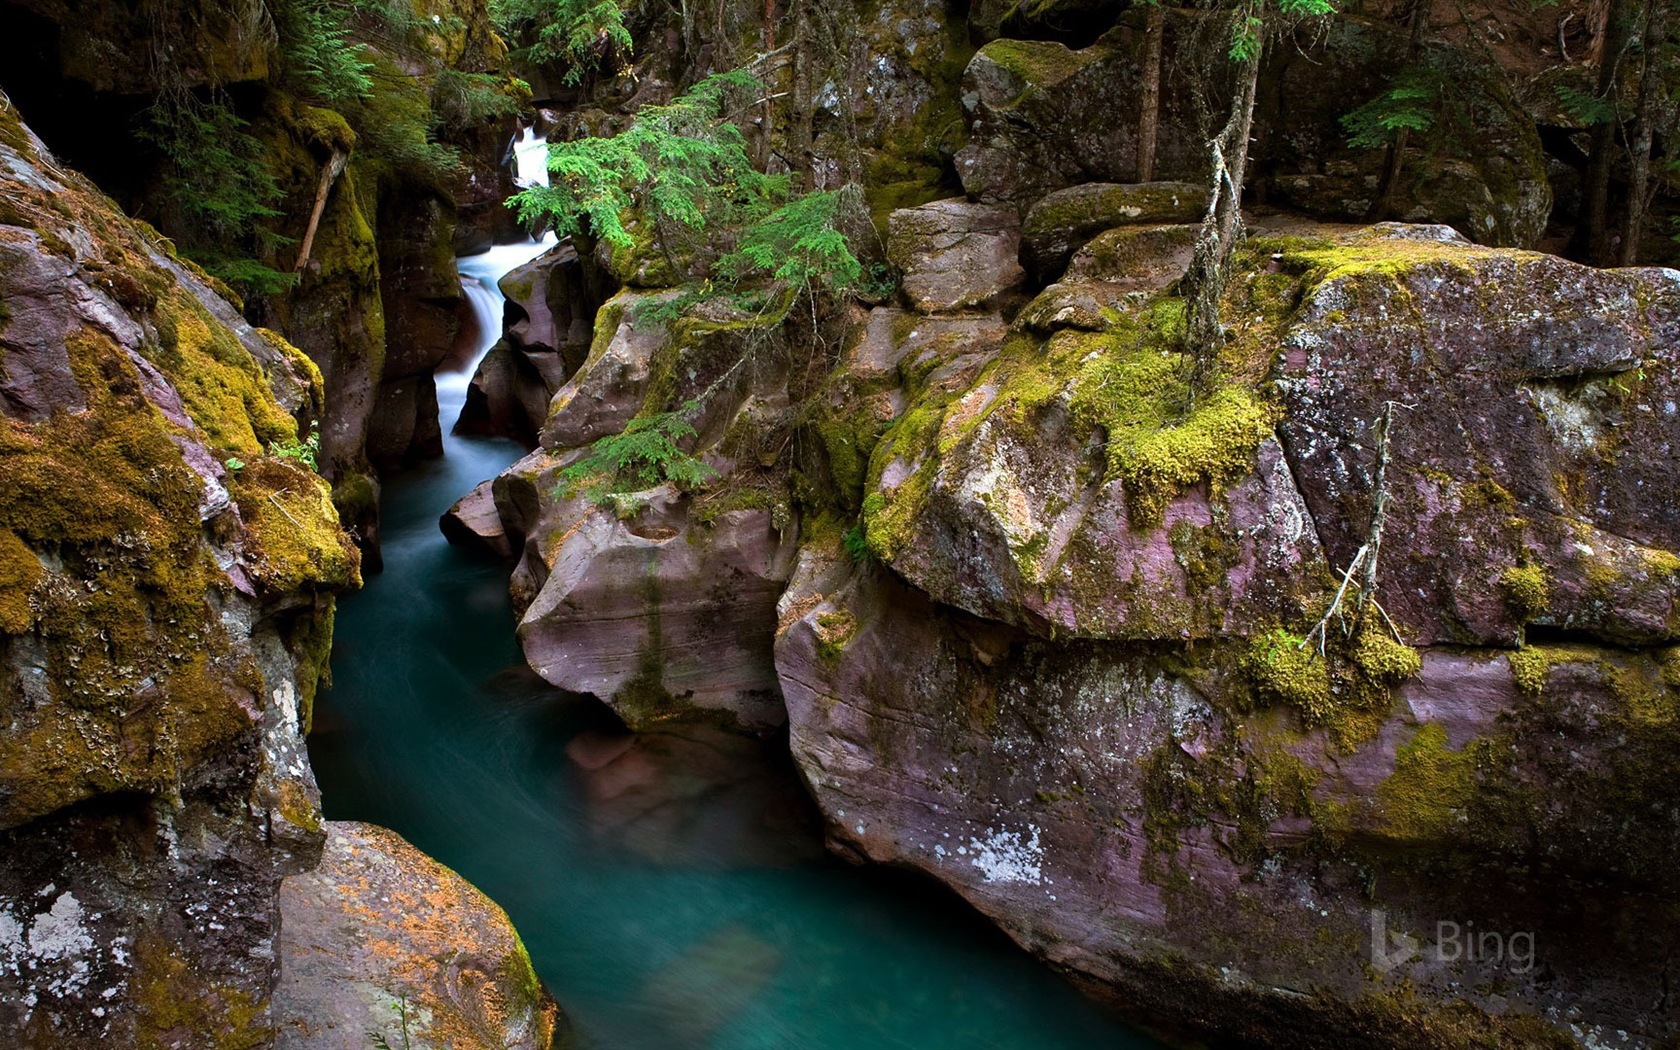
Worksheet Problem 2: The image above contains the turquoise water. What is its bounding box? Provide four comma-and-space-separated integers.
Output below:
309, 251, 1163, 1050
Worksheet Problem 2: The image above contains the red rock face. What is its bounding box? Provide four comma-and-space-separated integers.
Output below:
765, 222, 1680, 1046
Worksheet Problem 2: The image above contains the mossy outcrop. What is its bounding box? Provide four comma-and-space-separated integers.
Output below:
769, 220, 1680, 1047
0, 114, 355, 1048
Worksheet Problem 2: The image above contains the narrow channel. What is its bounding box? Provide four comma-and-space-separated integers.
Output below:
307, 228, 1162, 1050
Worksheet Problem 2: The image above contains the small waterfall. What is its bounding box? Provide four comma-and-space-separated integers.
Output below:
444, 233, 558, 438
511, 124, 551, 190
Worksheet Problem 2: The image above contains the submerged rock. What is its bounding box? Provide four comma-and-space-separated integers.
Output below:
275, 821, 566, 1050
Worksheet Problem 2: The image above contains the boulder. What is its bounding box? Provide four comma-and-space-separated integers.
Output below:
275, 822, 566, 1050
516, 486, 798, 731
1272, 227, 1680, 646
1020, 183, 1206, 281
887, 198, 1025, 312
776, 559, 1680, 1048
457, 240, 614, 446
0, 109, 354, 1048
441, 478, 514, 559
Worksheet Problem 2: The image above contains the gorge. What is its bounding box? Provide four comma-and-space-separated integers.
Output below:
1, 0, 1679, 1048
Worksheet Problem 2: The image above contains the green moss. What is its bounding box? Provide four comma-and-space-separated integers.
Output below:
1506, 646, 1549, 696
1248, 628, 1335, 721
150, 286, 300, 457
0, 528, 43, 634
228, 459, 362, 594
814, 609, 858, 666
1498, 563, 1551, 620
132, 935, 267, 1050
1376, 723, 1475, 842
1353, 630, 1423, 683
977, 37, 1104, 89
1246, 624, 1417, 750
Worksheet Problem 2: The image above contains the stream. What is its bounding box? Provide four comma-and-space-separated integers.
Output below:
307, 231, 1163, 1049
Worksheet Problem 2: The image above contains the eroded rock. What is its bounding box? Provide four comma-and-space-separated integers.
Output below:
275, 821, 566, 1050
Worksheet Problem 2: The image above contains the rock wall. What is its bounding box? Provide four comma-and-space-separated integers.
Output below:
0, 108, 355, 1048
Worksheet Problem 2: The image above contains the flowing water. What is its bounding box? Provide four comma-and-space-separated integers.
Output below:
309, 204, 1163, 1049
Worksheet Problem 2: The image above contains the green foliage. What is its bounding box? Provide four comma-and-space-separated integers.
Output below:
512, 70, 777, 260
430, 69, 526, 132
1227, 0, 1335, 61
269, 430, 321, 471
717, 187, 866, 296
514, 70, 867, 300
274, 0, 375, 105
1342, 66, 1438, 149
556, 401, 716, 502
491, 0, 632, 84
842, 524, 871, 563
138, 98, 282, 243
1555, 84, 1617, 126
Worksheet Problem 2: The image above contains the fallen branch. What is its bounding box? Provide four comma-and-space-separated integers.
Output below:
295, 147, 350, 273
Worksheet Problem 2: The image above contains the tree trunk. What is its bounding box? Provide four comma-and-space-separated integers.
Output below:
1182, 6, 1262, 400
789, 0, 814, 188
1137, 6, 1166, 182
1366, 0, 1432, 221
295, 147, 349, 273
1574, 0, 1637, 264
1619, 0, 1666, 265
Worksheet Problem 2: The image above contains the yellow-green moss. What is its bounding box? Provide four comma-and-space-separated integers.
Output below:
1248, 629, 1335, 722
1506, 646, 1549, 696
813, 609, 858, 665
0, 528, 43, 634
149, 287, 300, 457
1498, 563, 1551, 621
1376, 723, 1475, 842
132, 935, 267, 1050
229, 459, 362, 594
976, 37, 1104, 88
1353, 630, 1423, 683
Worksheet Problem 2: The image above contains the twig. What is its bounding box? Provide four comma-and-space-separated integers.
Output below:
1304, 544, 1369, 656
267, 493, 304, 528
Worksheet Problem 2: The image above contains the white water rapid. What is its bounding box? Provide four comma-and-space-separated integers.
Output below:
445, 233, 557, 436
511, 124, 551, 190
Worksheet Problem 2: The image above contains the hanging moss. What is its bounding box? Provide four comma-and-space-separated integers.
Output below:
1498, 563, 1551, 621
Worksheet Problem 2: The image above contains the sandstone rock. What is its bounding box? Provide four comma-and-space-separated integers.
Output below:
458, 240, 614, 445
441, 478, 514, 559
1021, 183, 1206, 281
775, 561, 1680, 1048
1062, 223, 1198, 287
517, 486, 798, 731
540, 291, 674, 450
887, 198, 1025, 312
368, 191, 462, 470
275, 822, 566, 1050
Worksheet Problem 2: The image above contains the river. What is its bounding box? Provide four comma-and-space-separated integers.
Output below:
307, 234, 1162, 1050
